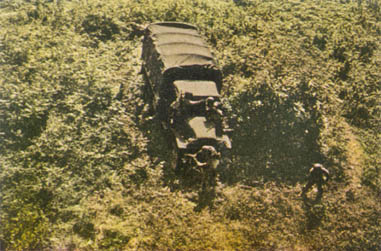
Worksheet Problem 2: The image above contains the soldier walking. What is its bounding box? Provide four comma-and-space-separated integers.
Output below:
186, 145, 220, 187
186, 145, 221, 209
302, 163, 330, 198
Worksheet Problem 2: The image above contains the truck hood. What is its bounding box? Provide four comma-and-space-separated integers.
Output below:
174, 116, 232, 150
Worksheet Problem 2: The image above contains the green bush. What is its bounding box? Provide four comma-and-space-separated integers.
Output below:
226, 80, 326, 184
1, 203, 50, 251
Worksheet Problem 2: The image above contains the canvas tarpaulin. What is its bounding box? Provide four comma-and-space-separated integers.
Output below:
142, 22, 222, 91
146, 22, 215, 69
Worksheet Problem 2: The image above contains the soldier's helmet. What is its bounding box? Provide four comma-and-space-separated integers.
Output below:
206, 97, 215, 107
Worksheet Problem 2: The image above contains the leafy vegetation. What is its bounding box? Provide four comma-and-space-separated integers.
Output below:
0, 0, 380, 250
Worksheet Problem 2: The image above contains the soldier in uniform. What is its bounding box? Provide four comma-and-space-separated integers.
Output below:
192, 145, 220, 168
302, 163, 330, 198
168, 93, 195, 139
183, 92, 205, 116
185, 146, 221, 209
205, 97, 224, 136
205, 97, 223, 117
186, 145, 221, 187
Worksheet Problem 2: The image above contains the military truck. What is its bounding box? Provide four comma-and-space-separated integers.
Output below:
141, 22, 231, 166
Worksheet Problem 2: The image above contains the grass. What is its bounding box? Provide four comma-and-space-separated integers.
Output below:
0, 0, 380, 250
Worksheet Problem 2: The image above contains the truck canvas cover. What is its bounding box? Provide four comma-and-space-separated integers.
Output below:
142, 22, 222, 92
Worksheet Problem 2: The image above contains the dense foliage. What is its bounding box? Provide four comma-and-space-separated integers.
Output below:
0, 0, 380, 250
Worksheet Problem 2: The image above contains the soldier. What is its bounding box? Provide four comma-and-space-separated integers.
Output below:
170, 92, 201, 123
168, 93, 195, 139
205, 97, 223, 117
186, 145, 221, 187
302, 163, 330, 198
183, 92, 205, 116
205, 97, 224, 136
